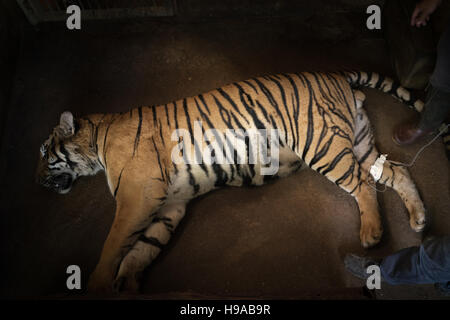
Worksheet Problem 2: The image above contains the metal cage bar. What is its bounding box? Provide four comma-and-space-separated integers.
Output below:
16, 0, 176, 25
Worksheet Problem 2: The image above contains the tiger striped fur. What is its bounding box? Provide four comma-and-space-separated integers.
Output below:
37, 71, 436, 294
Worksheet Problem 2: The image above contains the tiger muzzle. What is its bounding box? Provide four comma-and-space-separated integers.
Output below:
38, 173, 73, 193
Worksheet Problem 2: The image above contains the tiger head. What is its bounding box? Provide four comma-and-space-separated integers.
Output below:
36, 111, 102, 194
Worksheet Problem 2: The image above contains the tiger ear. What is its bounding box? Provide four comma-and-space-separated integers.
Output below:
59, 111, 75, 137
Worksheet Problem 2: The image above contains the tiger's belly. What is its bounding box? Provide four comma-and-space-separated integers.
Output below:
166, 146, 304, 202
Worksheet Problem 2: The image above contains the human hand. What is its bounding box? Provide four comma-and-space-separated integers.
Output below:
411, 0, 442, 27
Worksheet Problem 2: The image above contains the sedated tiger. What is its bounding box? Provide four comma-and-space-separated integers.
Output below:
36, 71, 429, 293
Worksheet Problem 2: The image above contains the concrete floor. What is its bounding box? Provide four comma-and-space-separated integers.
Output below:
0, 16, 449, 299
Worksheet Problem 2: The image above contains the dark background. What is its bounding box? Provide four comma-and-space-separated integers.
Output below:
0, 0, 449, 299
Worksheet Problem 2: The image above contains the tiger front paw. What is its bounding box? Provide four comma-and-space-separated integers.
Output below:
113, 274, 141, 294
410, 211, 426, 232
360, 222, 383, 248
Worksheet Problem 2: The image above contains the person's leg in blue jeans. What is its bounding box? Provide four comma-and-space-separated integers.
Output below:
345, 236, 450, 294
380, 236, 450, 288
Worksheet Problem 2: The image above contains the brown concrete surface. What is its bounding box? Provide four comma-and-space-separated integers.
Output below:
0, 15, 449, 300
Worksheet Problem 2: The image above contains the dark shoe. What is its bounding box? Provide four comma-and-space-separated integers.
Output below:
418, 85, 450, 133
392, 121, 433, 146
344, 254, 383, 280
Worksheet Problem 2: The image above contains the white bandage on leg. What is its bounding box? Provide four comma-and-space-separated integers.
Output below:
369, 154, 387, 182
